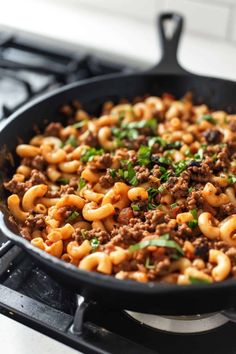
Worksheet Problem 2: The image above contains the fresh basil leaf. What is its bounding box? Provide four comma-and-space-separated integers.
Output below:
129, 234, 183, 255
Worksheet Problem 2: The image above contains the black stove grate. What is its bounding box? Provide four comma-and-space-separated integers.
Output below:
0, 31, 130, 119
1, 30, 236, 354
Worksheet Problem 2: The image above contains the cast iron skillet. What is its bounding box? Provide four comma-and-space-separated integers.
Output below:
1, 13, 236, 316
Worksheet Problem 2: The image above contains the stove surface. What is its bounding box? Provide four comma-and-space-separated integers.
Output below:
0, 29, 236, 354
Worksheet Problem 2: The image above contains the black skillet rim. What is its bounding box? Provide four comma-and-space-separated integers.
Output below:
1, 71, 236, 296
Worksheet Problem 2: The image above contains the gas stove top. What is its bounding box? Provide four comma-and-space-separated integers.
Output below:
1, 30, 236, 354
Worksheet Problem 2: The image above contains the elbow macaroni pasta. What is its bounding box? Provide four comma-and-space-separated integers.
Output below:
5, 94, 236, 284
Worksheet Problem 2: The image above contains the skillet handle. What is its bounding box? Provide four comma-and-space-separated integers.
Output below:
150, 12, 186, 75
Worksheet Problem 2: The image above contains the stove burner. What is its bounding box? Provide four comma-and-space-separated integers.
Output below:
125, 311, 229, 333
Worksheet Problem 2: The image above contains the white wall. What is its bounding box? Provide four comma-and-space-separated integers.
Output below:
56, 0, 236, 43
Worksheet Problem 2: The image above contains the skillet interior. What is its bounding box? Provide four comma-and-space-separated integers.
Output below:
1, 72, 236, 315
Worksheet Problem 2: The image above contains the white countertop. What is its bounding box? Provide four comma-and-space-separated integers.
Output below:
1, 1, 236, 353
0, 314, 79, 354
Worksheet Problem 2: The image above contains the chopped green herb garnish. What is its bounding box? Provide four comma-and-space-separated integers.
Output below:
160, 166, 171, 182
188, 220, 198, 229
145, 257, 155, 269
64, 135, 77, 147
66, 211, 80, 223
81, 230, 87, 239
157, 185, 165, 193
90, 238, 100, 250
189, 276, 211, 284
147, 187, 159, 199
109, 169, 117, 178
81, 147, 104, 163
188, 187, 193, 193
148, 203, 157, 210
190, 208, 198, 220
137, 145, 151, 166
174, 160, 189, 176
194, 148, 204, 161
148, 136, 166, 147
197, 114, 216, 125
131, 204, 140, 211
117, 161, 138, 186
57, 178, 69, 185
73, 120, 88, 129
185, 148, 192, 157
78, 178, 86, 191
166, 141, 182, 150
228, 174, 236, 184
171, 203, 177, 208
113, 119, 157, 146
129, 233, 184, 255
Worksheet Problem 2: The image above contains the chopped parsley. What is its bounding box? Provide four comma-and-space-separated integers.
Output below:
66, 211, 80, 223
81, 147, 104, 163
112, 119, 157, 146
131, 204, 140, 211
112, 161, 138, 186
174, 160, 189, 176
228, 174, 236, 184
57, 178, 69, 185
81, 230, 87, 239
90, 238, 100, 250
109, 169, 117, 178
129, 233, 184, 255
148, 136, 166, 147
78, 178, 86, 191
189, 276, 211, 284
188, 187, 193, 193
147, 187, 159, 200
171, 203, 177, 208
194, 148, 204, 161
73, 120, 88, 129
160, 166, 171, 182
145, 257, 155, 269
187, 220, 198, 229
63, 135, 77, 148
187, 208, 198, 229
148, 203, 157, 210
148, 137, 182, 150
137, 145, 151, 166
190, 208, 198, 219
197, 114, 216, 125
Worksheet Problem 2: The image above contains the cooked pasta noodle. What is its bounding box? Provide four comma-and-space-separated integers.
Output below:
4, 93, 236, 284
